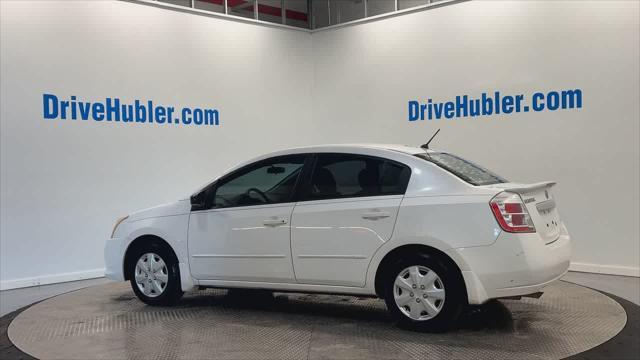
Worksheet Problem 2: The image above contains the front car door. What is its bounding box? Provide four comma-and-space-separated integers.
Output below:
291, 153, 411, 287
188, 154, 308, 282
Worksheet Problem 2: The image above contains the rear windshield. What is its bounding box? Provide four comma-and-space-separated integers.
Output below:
415, 152, 507, 186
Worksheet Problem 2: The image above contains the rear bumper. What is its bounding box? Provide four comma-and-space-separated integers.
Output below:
449, 224, 571, 304
104, 237, 125, 281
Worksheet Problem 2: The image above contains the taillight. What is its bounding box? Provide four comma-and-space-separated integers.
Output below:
490, 192, 536, 233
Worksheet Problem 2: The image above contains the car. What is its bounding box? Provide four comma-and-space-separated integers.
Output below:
104, 143, 571, 332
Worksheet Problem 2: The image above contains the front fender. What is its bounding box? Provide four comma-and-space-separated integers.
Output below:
124, 214, 190, 263
120, 214, 196, 292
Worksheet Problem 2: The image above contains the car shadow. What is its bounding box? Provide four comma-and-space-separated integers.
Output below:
174, 288, 515, 333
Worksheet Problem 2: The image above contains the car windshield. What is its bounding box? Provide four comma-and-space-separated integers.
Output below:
415, 152, 507, 186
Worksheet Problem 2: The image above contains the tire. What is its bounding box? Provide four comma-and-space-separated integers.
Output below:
129, 242, 183, 306
383, 253, 465, 332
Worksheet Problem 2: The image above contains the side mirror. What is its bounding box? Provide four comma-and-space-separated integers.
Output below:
190, 191, 207, 211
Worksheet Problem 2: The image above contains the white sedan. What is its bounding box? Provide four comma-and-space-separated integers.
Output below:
105, 144, 571, 331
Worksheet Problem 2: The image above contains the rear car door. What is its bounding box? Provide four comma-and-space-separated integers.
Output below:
188, 154, 308, 282
290, 153, 411, 287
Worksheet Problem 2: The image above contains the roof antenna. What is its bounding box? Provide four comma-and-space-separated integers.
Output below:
421, 129, 441, 150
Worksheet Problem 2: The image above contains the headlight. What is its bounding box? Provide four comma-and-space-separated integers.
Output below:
111, 215, 129, 238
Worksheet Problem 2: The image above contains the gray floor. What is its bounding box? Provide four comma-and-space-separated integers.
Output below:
1, 277, 111, 316
7, 281, 628, 360
1, 271, 638, 317
561, 271, 640, 305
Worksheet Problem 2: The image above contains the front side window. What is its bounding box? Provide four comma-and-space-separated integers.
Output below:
213, 155, 305, 208
305, 154, 411, 200
416, 152, 507, 186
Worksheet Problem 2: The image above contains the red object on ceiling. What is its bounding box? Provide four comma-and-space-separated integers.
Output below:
198, 0, 308, 22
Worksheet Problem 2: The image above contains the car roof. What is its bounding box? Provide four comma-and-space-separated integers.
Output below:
274, 143, 429, 156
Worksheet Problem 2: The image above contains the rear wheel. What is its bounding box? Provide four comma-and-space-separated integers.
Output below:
383, 253, 465, 332
129, 243, 183, 306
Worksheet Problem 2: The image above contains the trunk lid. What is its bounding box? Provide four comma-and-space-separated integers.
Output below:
483, 182, 562, 244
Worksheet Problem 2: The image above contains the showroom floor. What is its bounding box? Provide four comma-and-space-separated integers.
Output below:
1, 271, 638, 360
0, 277, 111, 317
1, 271, 638, 317
561, 271, 640, 304
5, 281, 628, 359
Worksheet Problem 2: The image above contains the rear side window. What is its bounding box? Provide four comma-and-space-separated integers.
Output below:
305, 154, 411, 200
416, 152, 507, 186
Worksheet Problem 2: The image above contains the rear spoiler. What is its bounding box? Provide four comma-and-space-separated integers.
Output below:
504, 181, 556, 194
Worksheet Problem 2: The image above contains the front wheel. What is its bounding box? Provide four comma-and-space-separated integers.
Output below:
129, 244, 183, 306
383, 253, 465, 332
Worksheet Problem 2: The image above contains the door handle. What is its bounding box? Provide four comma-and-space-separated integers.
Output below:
263, 218, 288, 226
362, 211, 391, 220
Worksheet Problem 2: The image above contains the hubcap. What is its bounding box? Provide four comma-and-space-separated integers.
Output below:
393, 265, 445, 321
134, 253, 168, 298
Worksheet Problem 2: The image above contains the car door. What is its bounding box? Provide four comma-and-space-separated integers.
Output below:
188, 154, 308, 282
290, 153, 411, 287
